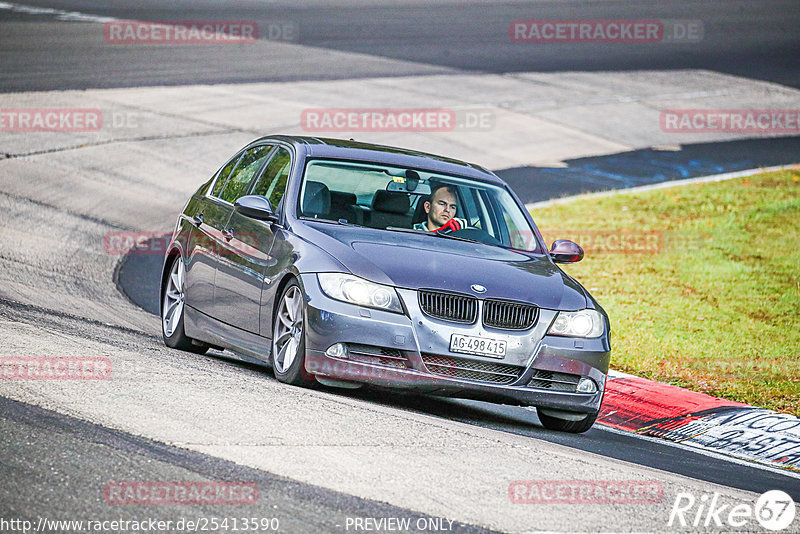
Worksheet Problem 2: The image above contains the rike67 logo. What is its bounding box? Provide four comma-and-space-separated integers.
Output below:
669, 490, 796, 531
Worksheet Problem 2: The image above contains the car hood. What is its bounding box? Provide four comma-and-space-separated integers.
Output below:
297, 221, 588, 310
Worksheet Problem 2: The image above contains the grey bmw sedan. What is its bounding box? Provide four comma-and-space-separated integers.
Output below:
161, 135, 610, 433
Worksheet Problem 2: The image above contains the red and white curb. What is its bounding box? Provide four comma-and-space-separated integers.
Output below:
600, 370, 800, 474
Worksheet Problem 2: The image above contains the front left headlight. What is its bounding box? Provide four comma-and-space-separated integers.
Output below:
317, 273, 403, 313
547, 309, 604, 338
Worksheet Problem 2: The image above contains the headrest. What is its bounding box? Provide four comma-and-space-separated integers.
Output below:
303, 181, 330, 217
372, 190, 410, 215
330, 191, 357, 207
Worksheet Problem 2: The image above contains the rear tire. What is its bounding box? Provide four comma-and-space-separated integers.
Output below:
271, 281, 315, 387
161, 255, 209, 355
537, 409, 598, 433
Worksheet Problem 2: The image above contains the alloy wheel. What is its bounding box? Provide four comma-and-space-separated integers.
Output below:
273, 285, 304, 373
162, 258, 185, 337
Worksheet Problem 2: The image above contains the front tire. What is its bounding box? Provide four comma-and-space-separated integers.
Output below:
161, 255, 208, 354
271, 281, 315, 387
537, 409, 598, 434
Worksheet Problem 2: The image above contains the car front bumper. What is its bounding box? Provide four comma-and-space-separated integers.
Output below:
299, 274, 610, 414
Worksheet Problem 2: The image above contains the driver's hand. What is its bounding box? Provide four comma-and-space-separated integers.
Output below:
435, 218, 463, 233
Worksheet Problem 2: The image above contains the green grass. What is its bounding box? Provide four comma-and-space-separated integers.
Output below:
532, 169, 800, 415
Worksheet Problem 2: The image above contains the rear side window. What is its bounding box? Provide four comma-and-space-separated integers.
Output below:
218, 145, 273, 203
251, 147, 292, 211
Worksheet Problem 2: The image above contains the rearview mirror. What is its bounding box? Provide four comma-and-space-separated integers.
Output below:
386, 180, 431, 195
550, 239, 584, 263
235, 195, 278, 222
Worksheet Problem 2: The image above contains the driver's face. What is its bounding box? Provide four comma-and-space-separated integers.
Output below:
425, 187, 457, 229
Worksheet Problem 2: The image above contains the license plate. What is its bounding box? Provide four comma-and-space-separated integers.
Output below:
449, 334, 507, 358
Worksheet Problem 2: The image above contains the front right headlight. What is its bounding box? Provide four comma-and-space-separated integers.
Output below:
547, 309, 604, 338
317, 273, 403, 313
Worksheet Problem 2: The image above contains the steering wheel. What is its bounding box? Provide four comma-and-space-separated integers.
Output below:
434, 223, 503, 247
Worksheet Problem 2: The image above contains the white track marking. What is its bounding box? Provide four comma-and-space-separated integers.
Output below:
0, 2, 116, 23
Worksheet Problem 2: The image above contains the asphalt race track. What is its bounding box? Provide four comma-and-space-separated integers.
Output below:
1, 1, 799, 533
0, 396, 494, 534
1, 0, 799, 90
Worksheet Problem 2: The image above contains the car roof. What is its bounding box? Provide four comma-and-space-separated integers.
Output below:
254, 135, 505, 185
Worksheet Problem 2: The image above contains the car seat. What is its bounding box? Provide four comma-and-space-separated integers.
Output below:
369, 190, 411, 229
302, 181, 331, 218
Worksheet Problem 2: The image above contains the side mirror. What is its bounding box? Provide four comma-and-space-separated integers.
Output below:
235, 195, 278, 222
550, 239, 584, 263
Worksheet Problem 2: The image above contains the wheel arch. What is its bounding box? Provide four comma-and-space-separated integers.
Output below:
270, 271, 303, 330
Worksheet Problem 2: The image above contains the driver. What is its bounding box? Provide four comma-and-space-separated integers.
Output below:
413, 184, 468, 233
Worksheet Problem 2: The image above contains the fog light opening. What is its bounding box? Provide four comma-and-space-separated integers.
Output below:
325, 343, 348, 359
576, 377, 597, 394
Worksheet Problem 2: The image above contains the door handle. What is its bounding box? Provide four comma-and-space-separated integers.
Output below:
192, 213, 204, 226
222, 229, 234, 242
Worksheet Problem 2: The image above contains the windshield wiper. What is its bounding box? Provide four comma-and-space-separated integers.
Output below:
302, 217, 363, 227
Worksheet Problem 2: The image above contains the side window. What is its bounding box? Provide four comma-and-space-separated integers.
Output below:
219, 145, 274, 203
504, 212, 530, 249
251, 147, 292, 211
210, 152, 242, 197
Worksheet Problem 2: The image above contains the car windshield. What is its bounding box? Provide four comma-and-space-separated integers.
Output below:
298, 159, 542, 253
